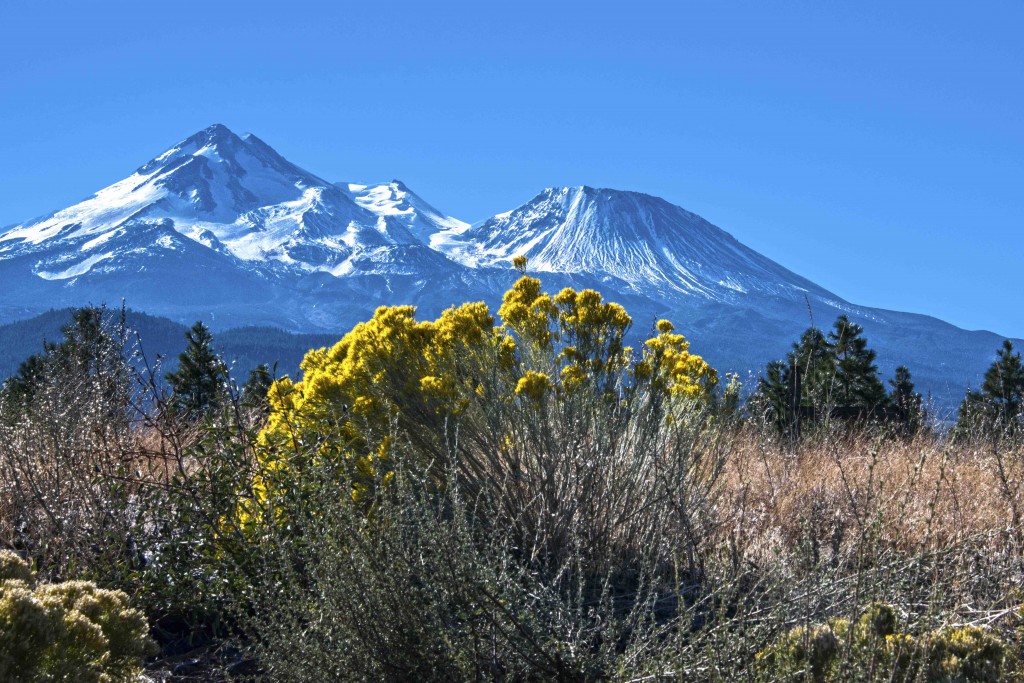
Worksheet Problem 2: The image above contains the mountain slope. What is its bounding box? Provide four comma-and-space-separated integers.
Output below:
342, 180, 469, 246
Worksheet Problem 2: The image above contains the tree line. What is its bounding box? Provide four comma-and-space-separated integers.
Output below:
750, 313, 1023, 441
0, 308, 273, 421
2, 305, 1021, 443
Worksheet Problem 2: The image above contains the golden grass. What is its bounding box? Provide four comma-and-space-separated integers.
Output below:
718, 428, 1024, 565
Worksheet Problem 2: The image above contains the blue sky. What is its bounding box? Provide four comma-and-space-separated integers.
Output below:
1, 1, 1021, 337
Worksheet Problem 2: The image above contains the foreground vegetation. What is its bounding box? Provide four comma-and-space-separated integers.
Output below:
1, 268, 1023, 681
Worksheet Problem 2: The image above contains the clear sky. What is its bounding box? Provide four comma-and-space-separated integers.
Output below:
1, 1, 1021, 337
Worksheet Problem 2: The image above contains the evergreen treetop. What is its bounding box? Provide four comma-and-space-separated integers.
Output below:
1, 306, 130, 420
788, 326, 835, 408
829, 315, 887, 409
982, 340, 1024, 421
165, 321, 227, 416
888, 365, 923, 435
752, 315, 910, 438
957, 340, 1024, 438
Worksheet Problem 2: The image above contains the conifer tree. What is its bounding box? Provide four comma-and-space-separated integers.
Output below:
753, 316, 898, 437
754, 360, 797, 437
981, 340, 1024, 426
752, 328, 832, 438
958, 340, 1024, 437
956, 387, 988, 440
166, 321, 227, 416
1, 306, 129, 422
828, 315, 887, 409
3, 350, 51, 410
788, 327, 835, 408
888, 365, 922, 435
241, 363, 274, 412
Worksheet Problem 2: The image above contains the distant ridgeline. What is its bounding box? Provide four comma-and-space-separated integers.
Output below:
0, 308, 338, 384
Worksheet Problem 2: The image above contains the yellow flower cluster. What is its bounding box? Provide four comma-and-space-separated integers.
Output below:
498, 276, 557, 349
498, 269, 639, 397
254, 301, 497, 507
515, 371, 552, 401
635, 319, 718, 399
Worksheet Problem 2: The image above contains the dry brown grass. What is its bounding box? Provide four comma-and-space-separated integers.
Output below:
5, 367, 1024, 680
718, 426, 1024, 567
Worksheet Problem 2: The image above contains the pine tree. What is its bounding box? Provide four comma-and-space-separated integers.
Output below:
788, 327, 835, 408
888, 365, 922, 435
753, 317, 899, 438
165, 321, 227, 416
754, 360, 798, 437
956, 340, 1024, 438
0, 306, 130, 424
4, 349, 52, 410
241, 363, 274, 412
828, 315, 887, 409
981, 340, 1024, 426
955, 388, 988, 439
752, 328, 832, 439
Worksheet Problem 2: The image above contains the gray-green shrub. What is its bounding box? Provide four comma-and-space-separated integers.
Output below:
0, 550, 156, 682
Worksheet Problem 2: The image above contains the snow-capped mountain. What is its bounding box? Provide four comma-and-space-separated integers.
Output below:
0, 125, 1018, 409
439, 185, 826, 302
0, 124, 450, 278
0, 125, 473, 329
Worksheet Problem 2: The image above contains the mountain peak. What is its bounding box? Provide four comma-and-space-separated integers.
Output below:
534, 185, 617, 209
341, 180, 469, 245
136, 124, 247, 176
0, 125, 379, 268
546, 185, 660, 202
191, 122, 236, 141
178, 123, 245, 151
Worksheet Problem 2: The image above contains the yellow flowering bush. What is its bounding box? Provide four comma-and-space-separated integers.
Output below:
0, 550, 156, 682
250, 301, 500, 510
247, 259, 718, 515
